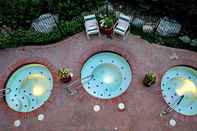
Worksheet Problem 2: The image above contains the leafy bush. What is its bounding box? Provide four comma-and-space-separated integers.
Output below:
0, 30, 60, 48
0, 0, 45, 29
100, 16, 114, 28
0, 18, 83, 48
48, 0, 105, 20
0, 0, 105, 29
60, 17, 84, 36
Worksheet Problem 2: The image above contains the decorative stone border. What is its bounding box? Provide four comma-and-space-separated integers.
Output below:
0, 57, 58, 120
157, 58, 197, 122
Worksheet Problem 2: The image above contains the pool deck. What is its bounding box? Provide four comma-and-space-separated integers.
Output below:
0, 32, 197, 131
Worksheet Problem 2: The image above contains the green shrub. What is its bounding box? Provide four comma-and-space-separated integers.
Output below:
0, 0, 105, 29
60, 17, 84, 36
102, 16, 114, 28
0, 0, 44, 29
51, 0, 105, 20
0, 29, 61, 48
0, 18, 83, 48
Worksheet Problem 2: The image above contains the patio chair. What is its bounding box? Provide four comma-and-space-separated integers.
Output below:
84, 14, 100, 39
113, 13, 130, 40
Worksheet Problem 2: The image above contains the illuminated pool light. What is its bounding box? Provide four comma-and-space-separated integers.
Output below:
175, 78, 197, 98
103, 75, 114, 84
32, 85, 46, 97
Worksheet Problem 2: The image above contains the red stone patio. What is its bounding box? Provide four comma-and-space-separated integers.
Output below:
0, 32, 197, 131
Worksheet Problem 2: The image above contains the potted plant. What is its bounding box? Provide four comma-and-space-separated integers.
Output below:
58, 67, 73, 83
99, 15, 114, 37
143, 72, 156, 87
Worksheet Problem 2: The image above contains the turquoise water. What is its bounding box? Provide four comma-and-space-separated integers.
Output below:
81, 52, 132, 99
5, 64, 53, 112
161, 66, 197, 116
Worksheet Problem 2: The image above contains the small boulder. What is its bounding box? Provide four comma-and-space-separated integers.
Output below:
190, 39, 197, 47
179, 35, 191, 44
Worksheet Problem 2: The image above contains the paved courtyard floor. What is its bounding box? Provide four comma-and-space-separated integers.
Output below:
0, 32, 197, 131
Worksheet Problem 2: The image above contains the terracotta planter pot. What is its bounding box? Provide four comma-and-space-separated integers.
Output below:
100, 27, 113, 37
61, 75, 72, 83
103, 27, 113, 37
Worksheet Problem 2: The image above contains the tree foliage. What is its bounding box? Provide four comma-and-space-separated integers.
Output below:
0, 0, 105, 28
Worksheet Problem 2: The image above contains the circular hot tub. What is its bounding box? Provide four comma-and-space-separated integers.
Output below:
81, 52, 132, 99
161, 66, 197, 116
5, 64, 53, 112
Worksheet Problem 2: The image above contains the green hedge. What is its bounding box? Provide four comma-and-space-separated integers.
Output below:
60, 17, 84, 36
51, 0, 105, 20
0, 0, 43, 29
0, 17, 84, 48
0, 29, 61, 48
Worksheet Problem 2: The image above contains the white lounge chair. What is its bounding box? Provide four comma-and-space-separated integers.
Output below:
113, 13, 130, 40
84, 14, 100, 39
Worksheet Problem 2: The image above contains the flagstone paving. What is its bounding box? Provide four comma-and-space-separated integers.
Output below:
0, 32, 197, 131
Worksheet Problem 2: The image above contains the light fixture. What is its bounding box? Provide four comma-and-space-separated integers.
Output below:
118, 102, 126, 111
38, 114, 45, 121
169, 118, 176, 127
14, 120, 21, 127
175, 78, 197, 98
32, 85, 46, 97
103, 75, 113, 84
93, 104, 101, 112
